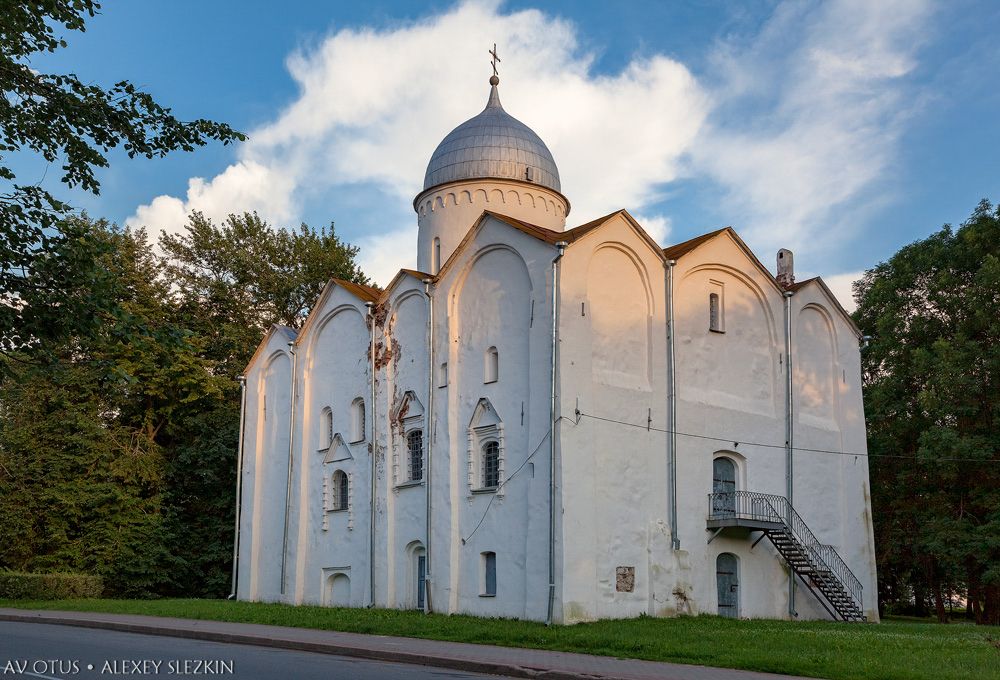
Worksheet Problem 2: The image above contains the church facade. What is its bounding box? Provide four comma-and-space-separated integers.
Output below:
234, 74, 879, 624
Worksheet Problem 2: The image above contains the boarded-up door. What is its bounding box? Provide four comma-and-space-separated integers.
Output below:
417, 555, 426, 610
717, 553, 739, 618
713, 457, 736, 515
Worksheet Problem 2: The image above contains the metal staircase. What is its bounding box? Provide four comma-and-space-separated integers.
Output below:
707, 491, 866, 622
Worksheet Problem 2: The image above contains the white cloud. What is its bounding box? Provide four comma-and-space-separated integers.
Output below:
692, 0, 932, 257
128, 160, 297, 239
356, 225, 418, 288
633, 214, 672, 246
126, 0, 709, 283
823, 270, 864, 313
126, 0, 931, 286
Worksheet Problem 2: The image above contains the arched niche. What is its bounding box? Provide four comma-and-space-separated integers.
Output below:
795, 304, 839, 427
388, 290, 426, 376
676, 264, 779, 416
586, 243, 653, 391
302, 305, 369, 451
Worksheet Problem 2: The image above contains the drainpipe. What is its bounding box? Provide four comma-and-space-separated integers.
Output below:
783, 289, 796, 617
423, 278, 435, 614
228, 375, 248, 600
546, 241, 567, 626
665, 259, 679, 551
280, 342, 298, 596
366, 300, 378, 608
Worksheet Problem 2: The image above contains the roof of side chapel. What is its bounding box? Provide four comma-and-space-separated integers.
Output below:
244, 323, 297, 373
661, 228, 730, 260
333, 278, 380, 303
484, 209, 648, 246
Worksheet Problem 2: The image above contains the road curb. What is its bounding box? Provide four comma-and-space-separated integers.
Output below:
0, 611, 601, 680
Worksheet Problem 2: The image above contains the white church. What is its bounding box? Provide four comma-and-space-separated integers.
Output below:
233, 71, 879, 624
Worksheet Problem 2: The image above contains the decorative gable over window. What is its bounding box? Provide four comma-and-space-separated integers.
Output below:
393, 391, 426, 486
467, 398, 504, 497
324, 433, 353, 464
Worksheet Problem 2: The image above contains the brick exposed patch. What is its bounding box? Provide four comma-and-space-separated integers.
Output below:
616, 566, 635, 593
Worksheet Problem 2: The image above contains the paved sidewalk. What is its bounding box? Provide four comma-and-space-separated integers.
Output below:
0, 608, 808, 680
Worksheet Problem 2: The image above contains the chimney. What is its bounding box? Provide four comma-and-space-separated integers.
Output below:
776, 249, 795, 288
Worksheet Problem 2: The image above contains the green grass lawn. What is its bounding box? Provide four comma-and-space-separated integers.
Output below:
1, 599, 996, 680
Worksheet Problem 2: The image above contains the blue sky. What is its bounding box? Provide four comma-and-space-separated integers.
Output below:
24, 0, 1000, 306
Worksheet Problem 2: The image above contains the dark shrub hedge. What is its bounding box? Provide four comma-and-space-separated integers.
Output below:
0, 572, 103, 599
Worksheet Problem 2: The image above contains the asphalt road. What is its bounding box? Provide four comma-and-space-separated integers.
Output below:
0, 622, 514, 680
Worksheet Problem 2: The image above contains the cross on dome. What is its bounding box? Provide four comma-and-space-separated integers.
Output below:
489, 42, 501, 84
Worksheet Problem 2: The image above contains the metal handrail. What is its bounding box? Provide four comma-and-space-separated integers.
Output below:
707, 490, 863, 613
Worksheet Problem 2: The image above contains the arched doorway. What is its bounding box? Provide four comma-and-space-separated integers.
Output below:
712, 456, 737, 515
716, 553, 739, 618
405, 541, 426, 610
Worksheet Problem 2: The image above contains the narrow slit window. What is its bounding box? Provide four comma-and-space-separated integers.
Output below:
407, 429, 424, 482
351, 397, 366, 443
482, 551, 497, 596
438, 361, 448, 388
433, 237, 441, 274
321, 407, 334, 449
709, 292, 724, 333
485, 346, 499, 384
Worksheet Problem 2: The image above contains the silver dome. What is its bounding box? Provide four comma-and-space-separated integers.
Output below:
422, 81, 561, 193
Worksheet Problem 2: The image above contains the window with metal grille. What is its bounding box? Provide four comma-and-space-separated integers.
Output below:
332, 470, 349, 511
482, 441, 500, 489
407, 429, 424, 481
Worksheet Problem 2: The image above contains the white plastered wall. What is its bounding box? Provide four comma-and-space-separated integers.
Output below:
671, 233, 791, 620
237, 217, 879, 624
286, 286, 373, 607
789, 282, 879, 621
556, 213, 673, 622
429, 215, 555, 620
381, 278, 431, 609
238, 327, 294, 602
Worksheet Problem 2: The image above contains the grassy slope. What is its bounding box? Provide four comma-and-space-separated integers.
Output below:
1, 599, 996, 680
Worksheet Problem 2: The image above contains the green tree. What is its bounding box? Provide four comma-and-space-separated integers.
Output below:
0, 219, 221, 595
0, 211, 371, 597
0, 1, 244, 365
855, 199, 1000, 625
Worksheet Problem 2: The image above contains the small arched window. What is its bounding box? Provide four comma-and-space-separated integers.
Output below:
484, 346, 499, 384
482, 441, 500, 489
350, 398, 366, 443
433, 237, 441, 274
321, 407, 334, 449
407, 429, 424, 482
332, 470, 349, 511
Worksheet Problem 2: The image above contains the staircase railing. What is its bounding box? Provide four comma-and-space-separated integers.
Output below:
707, 490, 863, 615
